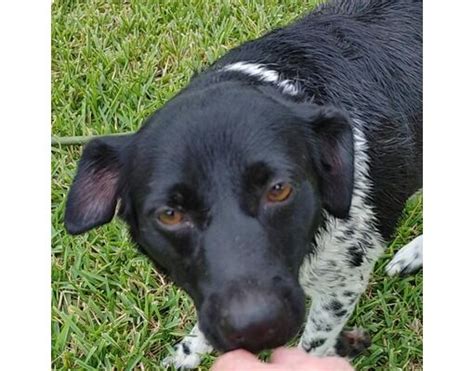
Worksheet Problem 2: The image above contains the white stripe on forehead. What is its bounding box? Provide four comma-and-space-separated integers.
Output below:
221, 61, 300, 96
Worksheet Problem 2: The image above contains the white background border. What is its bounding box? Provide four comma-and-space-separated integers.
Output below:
424, 0, 474, 369
0, 0, 51, 369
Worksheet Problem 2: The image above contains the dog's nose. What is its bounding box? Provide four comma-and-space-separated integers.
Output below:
219, 290, 290, 352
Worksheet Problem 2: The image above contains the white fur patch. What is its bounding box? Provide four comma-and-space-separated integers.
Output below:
161, 323, 212, 369
221, 61, 300, 95
386, 235, 423, 276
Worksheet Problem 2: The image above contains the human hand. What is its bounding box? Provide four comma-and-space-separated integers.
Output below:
211, 347, 354, 371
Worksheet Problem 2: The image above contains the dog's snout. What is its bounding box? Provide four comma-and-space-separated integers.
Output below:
218, 290, 290, 352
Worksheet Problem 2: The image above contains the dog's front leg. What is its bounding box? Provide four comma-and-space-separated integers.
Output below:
298, 283, 368, 357
298, 235, 383, 357
162, 322, 213, 369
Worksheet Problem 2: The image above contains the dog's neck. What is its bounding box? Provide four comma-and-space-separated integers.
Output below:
219, 61, 301, 96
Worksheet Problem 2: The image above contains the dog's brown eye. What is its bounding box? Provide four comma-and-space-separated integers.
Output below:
267, 183, 292, 203
158, 208, 184, 226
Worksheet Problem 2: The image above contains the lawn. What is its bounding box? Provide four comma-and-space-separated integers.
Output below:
51, 1, 423, 369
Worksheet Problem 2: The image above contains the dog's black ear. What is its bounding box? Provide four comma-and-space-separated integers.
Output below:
303, 106, 354, 218
65, 134, 132, 235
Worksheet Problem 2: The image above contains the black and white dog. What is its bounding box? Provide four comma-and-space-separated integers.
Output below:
64, 0, 422, 368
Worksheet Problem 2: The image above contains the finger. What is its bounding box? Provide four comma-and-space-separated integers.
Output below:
310, 357, 354, 371
270, 347, 310, 365
271, 348, 354, 371
211, 349, 267, 371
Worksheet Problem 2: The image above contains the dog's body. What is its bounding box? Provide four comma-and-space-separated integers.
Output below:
65, 0, 422, 368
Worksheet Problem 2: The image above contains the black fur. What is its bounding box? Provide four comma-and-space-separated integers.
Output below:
65, 0, 422, 354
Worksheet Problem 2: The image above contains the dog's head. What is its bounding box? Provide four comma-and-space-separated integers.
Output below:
65, 82, 354, 353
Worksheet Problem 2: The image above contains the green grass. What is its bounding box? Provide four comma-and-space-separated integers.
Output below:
52, 1, 422, 369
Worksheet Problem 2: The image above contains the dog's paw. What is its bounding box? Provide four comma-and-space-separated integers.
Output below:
162, 326, 213, 370
162, 343, 203, 370
386, 235, 423, 276
335, 328, 371, 358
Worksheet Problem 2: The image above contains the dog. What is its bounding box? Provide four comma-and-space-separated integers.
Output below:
64, 0, 422, 368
